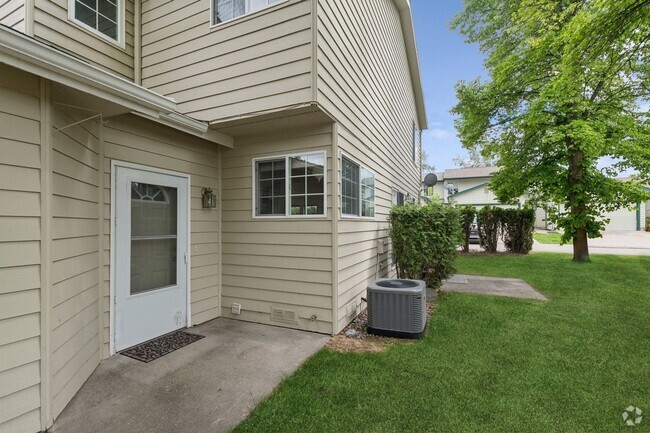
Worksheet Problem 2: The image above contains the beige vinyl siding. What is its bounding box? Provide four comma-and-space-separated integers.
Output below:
220, 122, 333, 334
49, 104, 102, 420
33, 0, 135, 80
316, 0, 422, 332
0, 0, 25, 31
102, 114, 221, 356
140, 0, 313, 122
0, 67, 42, 433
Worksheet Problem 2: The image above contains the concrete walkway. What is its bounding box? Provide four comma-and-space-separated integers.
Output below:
51, 318, 329, 433
434, 274, 547, 301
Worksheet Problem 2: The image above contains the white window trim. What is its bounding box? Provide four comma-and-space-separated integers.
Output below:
340, 153, 376, 220
210, 0, 289, 28
392, 189, 403, 207
68, 0, 125, 49
251, 150, 327, 219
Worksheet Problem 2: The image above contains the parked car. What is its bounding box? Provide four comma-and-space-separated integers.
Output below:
469, 217, 480, 244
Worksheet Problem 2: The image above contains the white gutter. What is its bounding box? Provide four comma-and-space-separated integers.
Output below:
0, 25, 234, 146
0, 25, 175, 118
393, 0, 428, 130
135, 111, 235, 147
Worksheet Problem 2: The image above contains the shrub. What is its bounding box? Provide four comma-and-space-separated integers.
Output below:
388, 203, 460, 289
477, 206, 502, 253
459, 205, 477, 252
646, 217, 650, 232
501, 208, 536, 254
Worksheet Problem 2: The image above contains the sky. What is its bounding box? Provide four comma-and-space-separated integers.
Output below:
411, 0, 486, 173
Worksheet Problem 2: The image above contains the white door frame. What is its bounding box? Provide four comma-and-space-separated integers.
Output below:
109, 160, 192, 355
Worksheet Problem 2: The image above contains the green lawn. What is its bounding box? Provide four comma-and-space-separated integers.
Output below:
533, 232, 564, 244
234, 254, 650, 433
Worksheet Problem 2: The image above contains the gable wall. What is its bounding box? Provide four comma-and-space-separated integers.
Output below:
316, 0, 421, 332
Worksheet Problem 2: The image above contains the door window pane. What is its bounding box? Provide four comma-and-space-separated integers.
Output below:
130, 183, 178, 294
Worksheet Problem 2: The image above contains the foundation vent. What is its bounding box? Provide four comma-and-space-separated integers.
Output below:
270, 307, 298, 324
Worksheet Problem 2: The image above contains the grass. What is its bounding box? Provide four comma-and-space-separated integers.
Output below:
533, 232, 564, 244
234, 253, 650, 433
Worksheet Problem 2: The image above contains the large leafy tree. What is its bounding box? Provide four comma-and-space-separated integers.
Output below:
451, 0, 650, 261
452, 147, 496, 168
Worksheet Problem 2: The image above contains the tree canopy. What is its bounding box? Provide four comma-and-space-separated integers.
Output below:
452, 147, 496, 168
451, 0, 650, 261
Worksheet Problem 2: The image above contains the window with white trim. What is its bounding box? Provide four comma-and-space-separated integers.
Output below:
392, 189, 405, 207
213, 0, 283, 25
254, 152, 325, 217
342, 156, 375, 218
69, 0, 121, 42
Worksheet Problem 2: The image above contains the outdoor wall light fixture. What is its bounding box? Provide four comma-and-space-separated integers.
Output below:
201, 187, 217, 208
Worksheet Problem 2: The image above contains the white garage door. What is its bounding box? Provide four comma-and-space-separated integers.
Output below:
603, 207, 638, 231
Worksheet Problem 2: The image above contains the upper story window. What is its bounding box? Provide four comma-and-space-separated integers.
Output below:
342, 156, 375, 218
69, 0, 123, 45
213, 0, 284, 25
254, 152, 326, 217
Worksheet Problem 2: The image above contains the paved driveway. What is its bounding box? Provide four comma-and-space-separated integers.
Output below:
51, 318, 329, 433
533, 231, 650, 256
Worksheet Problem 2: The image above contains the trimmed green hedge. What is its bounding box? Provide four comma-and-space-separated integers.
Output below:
459, 205, 477, 252
475, 206, 536, 254
501, 208, 536, 254
477, 206, 502, 253
388, 203, 460, 289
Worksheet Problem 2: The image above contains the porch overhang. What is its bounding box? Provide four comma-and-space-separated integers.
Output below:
0, 25, 234, 147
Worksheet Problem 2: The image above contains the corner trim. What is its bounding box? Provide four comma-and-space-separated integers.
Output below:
331, 122, 339, 335
39, 78, 53, 432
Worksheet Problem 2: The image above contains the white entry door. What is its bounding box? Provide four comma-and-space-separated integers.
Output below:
114, 164, 189, 351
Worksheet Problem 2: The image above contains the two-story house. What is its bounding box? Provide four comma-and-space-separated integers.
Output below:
432, 166, 504, 207
0, 0, 427, 431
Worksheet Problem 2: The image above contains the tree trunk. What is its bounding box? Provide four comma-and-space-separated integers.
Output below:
567, 143, 590, 262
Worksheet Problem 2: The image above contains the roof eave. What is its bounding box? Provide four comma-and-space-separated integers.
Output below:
0, 25, 175, 118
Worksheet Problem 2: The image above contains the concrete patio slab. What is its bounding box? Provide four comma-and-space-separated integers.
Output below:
435, 274, 548, 301
50, 318, 329, 433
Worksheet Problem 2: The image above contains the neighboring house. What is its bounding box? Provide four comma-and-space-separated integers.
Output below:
431, 166, 515, 208
0, 1, 427, 431
536, 198, 649, 232
432, 167, 648, 231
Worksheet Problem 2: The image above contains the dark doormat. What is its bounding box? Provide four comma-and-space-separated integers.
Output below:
120, 330, 205, 363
